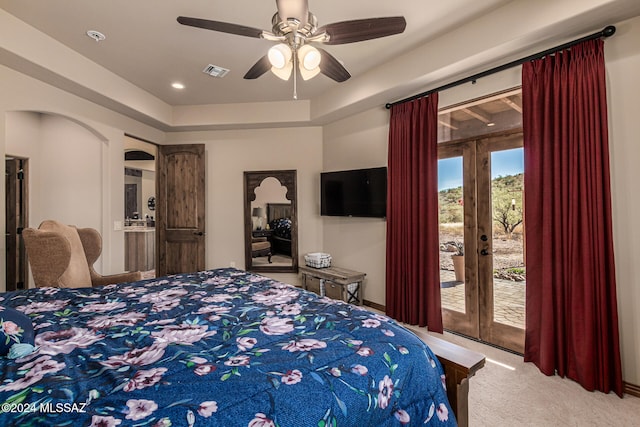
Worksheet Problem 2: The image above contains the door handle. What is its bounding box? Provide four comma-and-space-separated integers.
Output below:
480, 248, 492, 256
193, 231, 204, 236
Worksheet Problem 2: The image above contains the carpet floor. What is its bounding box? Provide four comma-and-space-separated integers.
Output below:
438, 332, 640, 426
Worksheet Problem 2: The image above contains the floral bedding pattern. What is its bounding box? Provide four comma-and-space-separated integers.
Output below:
0, 268, 455, 427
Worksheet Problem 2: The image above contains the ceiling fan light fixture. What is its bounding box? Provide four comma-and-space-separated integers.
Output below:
268, 43, 292, 69
298, 44, 321, 71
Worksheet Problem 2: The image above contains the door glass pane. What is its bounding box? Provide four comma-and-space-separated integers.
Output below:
438, 156, 465, 314
490, 148, 525, 329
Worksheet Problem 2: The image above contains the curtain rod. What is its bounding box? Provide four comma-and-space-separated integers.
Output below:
385, 25, 616, 109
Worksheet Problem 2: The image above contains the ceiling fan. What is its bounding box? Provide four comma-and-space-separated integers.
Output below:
177, 0, 406, 97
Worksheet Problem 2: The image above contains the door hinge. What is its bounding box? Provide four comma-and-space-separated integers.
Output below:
17, 169, 24, 180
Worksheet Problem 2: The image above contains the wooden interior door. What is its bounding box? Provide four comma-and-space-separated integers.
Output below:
5, 157, 28, 291
156, 144, 205, 276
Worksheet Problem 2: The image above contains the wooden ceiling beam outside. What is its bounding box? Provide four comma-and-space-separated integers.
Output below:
439, 120, 459, 130
500, 97, 522, 113
462, 107, 492, 124
438, 88, 521, 115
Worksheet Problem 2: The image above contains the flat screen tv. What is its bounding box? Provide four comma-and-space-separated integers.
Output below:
321, 167, 387, 218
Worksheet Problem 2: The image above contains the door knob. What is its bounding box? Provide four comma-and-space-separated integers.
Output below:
193, 231, 204, 236
480, 248, 491, 256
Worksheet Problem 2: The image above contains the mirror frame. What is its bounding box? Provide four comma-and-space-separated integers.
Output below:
244, 170, 298, 273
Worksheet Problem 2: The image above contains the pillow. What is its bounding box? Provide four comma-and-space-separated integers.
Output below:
270, 218, 292, 239
0, 306, 35, 356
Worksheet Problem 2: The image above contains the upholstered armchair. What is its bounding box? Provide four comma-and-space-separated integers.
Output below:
22, 220, 142, 288
251, 237, 272, 263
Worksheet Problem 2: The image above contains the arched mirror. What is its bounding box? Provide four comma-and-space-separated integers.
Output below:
244, 170, 298, 273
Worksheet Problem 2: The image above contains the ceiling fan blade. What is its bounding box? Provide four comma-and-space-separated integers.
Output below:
318, 16, 406, 45
177, 16, 264, 38
244, 55, 272, 79
317, 48, 351, 82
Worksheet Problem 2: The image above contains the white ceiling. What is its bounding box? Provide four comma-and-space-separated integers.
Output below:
0, 0, 514, 106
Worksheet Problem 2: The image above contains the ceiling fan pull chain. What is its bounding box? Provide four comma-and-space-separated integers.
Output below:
293, 46, 298, 100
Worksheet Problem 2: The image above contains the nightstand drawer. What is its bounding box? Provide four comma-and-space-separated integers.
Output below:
304, 275, 322, 295
324, 281, 343, 300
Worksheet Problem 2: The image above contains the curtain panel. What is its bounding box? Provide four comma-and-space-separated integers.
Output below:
386, 94, 443, 332
522, 39, 623, 396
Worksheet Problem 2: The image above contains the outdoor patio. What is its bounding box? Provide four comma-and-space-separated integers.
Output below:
440, 269, 525, 329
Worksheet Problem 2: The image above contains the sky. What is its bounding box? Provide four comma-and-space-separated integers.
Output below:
438, 147, 524, 191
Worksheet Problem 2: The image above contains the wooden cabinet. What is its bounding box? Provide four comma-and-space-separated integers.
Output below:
125, 228, 155, 271
300, 265, 365, 305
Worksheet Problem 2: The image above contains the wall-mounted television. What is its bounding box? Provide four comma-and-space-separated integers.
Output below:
321, 167, 387, 218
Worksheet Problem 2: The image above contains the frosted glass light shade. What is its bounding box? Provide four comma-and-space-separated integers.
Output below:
271, 62, 293, 80
298, 44, 321, 70
268, 44, 292, 69
299, 65, 321, 80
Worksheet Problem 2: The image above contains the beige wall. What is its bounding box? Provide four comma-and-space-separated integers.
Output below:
7, 112, 104, 228
322, 108, 389, 305
606, 15, 640, 387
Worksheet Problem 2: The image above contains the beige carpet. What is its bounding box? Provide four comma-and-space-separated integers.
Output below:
438, 332, 640, 426
363, 305, 640, 426
252, 254, 292, 267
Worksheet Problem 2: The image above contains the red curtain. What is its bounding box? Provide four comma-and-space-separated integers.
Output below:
386, 94, 443, 332
522, 39, 623, 396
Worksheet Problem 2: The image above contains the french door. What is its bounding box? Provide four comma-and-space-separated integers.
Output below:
438, 131, 525, 353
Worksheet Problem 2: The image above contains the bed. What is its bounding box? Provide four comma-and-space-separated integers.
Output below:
0, 268, 465, 426
266, 203, 292, 256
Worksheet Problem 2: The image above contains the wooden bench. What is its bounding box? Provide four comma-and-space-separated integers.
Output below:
408, 328, 485, 427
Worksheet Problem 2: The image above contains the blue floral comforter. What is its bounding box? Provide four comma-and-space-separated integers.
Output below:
0, 268, 455, 427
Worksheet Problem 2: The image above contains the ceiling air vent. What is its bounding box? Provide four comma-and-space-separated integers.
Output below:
202, 64, 230, 78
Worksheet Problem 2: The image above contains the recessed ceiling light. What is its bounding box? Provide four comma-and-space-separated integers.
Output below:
171, 82, 185, 90
86, 30, 106, 42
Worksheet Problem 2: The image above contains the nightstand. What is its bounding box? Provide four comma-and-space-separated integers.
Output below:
300, 265, 365, 305
252, 229, 273, 239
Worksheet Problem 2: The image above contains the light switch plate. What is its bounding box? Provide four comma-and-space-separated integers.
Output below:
114, 220, 123, 231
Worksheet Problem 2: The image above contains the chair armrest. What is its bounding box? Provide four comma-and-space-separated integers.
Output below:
91, 271, 142, 287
